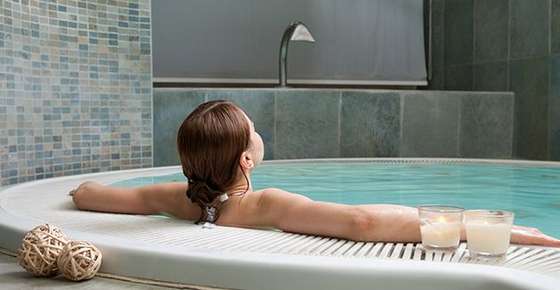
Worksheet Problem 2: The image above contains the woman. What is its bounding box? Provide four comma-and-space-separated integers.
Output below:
72, 100, 560, 246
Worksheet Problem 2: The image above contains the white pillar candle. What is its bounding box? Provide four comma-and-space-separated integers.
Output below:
420, 220, 462, 249
465, 222, 512, 256
418, 206, 464, 250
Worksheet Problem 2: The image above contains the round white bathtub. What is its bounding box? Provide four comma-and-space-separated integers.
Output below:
1, 158, 559, 290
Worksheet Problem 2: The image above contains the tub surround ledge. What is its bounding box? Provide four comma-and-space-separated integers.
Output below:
154, 88, 514, 166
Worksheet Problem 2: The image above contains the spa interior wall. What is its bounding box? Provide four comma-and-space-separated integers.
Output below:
0, 0, 153, 186
2, 0, 553, 185
427, 0, 560, 161
153, 89, 514, 166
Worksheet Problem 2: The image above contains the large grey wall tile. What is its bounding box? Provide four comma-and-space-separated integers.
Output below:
550, 95, 560, 160
460, 93, 514, 158
428, 0, 446, 89
445, 65, 473, 90
340, 92, 400, 157
207, 90, 275, 160
552, 0, 560, 54
153, 89, 205, 166
551, 55, 560, 96
473, 61, 508, 91
551, 56, 560, 160
474, 0, 509, 62
509, 57, 549, 160
275, 90, 340, 159
445, 0, 473, 66
510, 0, 549, 59
428, 68, 445, 90
401, 93, 460, 157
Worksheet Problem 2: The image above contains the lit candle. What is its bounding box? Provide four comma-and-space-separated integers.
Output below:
464, 210, 514, 257
418, 206, 464, 250
420, 217, 462, 248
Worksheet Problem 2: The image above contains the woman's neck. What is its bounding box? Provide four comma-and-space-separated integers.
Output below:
226, 174, 253, 196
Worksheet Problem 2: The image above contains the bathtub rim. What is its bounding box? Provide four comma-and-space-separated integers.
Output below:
1, 157, 560, 290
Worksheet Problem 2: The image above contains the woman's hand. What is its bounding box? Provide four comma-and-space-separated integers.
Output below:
511, 225, 560, 247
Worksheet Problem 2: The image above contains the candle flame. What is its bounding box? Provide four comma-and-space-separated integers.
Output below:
437, 216, 447, 223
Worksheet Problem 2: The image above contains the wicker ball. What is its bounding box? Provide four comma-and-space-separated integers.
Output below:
57, 241, 102, 281
17, 224, 69, 277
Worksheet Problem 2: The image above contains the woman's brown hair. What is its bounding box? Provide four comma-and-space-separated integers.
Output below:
177, 100, 251, 222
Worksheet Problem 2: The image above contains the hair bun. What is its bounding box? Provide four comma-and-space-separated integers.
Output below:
186, 179, 222, 205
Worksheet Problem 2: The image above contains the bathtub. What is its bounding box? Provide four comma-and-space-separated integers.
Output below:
1, 159, 559, 290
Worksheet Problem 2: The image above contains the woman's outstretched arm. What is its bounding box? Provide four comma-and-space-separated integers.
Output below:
254, 188, 560, 247
251, 188, 420, 242
71, 182, 200, 220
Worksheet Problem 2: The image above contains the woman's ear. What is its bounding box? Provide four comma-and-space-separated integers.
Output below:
239, 151, 255, 170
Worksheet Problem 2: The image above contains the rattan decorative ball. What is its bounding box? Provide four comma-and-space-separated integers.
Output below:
57, 240, 102, 281
17, 224, 69, 277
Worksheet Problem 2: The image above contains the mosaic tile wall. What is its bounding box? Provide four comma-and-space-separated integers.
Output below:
0, 0, 153, 186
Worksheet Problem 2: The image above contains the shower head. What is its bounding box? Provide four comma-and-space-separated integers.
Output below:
288, 22, 315, 42
278, 21, 315, 87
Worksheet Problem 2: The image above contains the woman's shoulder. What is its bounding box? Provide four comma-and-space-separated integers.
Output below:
251, 187, 305, 202
218, 188, 286, 227
250, 188, 312, 208
235, 188, 292, 210
220, 188, 314, 228
239, 188, 285, 208
256, 187, 289, 196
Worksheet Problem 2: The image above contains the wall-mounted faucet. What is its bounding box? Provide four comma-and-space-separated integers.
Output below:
278, 21, 315, 87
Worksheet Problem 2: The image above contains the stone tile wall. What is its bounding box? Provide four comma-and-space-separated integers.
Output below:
0, 0, 153, 185
428, 0, 559, 161
153, 88, 514, 166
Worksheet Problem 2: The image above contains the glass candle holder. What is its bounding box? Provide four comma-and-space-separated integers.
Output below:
418, 205, 464, 250
464, 210, 514, 258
